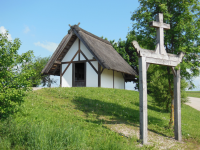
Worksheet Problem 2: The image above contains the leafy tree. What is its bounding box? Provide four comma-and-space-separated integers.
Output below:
0, 31, 36, 118
112, 0, 200, 126
29, 56, 57, 87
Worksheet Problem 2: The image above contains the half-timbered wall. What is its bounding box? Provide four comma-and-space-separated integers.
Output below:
114, 71, 124, 89
86, 61, 98, 87
61, 38, 124, 89
62, 63, 72, 87
101, 68, 113, 88
101, 68, 124, 89
62, 38, 79, 62
80, 41, 93, 60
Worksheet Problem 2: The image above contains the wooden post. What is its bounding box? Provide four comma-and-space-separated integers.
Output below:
174, 68, 181, 141
98, 63, 101, 87
139, 56, 147, 144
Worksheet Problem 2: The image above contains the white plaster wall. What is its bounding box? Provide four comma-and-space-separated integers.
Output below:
86, 61, 98, 87
80, 41, 93, 60
101, 68, 113, 88
114, 71, 124, 89
62, 63, 72, 87
80, 53, 85, 60
62, 38, 79, 62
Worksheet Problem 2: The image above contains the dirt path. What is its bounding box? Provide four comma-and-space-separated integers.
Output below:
185, 97, 200, 111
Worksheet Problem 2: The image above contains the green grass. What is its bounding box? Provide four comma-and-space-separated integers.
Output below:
186, 91, 200, 98
0, 87, 200, 149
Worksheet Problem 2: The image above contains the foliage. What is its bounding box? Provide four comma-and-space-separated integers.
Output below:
0, 31, 36, 118
147, 65, 188, 111
0, 87, 200, 149
110, 0, 200, 116
130, 0, 200, 87
29, 56, 57, 87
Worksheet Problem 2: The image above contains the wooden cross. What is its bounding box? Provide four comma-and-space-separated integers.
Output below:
149, 13, 170, 55
132, 13, 184, 145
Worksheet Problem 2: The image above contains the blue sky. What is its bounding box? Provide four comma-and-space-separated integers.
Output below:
1, 0, 199, 90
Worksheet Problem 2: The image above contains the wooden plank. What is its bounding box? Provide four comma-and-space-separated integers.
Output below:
174, 68, 182, 141
146, 57, 179, 66
139, 50, 181, 62
80, 50, 98, 74
139, 56, 147, 144
61, 59, 96, 64
62, 50, 80, 76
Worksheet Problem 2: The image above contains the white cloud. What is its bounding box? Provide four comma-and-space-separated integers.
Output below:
34, 41, 58, 52
0, 26, 12, 41
24, 26, 30, 34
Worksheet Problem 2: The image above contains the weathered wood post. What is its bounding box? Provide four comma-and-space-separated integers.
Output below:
174, 68, 181, 141
132, 13, 184, 144
139, 57, 147, 144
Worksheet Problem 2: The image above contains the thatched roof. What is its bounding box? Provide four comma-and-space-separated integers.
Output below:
41, 25, 137, 76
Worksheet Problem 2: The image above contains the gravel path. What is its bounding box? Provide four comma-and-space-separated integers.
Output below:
185, 97, 200, 111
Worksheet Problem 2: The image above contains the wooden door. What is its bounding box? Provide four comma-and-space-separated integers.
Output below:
73, 63, 86, 87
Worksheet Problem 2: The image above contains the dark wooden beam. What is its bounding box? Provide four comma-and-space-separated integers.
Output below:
72, 63, 74, 87
62, 49, 80, 76
61, 59, 96, 64
80, 50, 98, 74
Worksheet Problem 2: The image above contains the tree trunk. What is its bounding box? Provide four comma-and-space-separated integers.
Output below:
167, 67, 174, 127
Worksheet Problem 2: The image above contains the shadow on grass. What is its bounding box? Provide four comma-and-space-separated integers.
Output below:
72, 96, 170, 138
133, 102, 168, 113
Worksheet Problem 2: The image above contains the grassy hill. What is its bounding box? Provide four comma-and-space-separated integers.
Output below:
0, 87, 200, 149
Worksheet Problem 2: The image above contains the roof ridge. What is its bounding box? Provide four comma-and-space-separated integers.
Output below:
71, 25, 112, 46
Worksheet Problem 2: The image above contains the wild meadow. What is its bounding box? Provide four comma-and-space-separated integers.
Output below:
0, 87, 200, 149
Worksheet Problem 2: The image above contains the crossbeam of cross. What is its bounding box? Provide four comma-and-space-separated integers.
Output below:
149, 13, 170, 55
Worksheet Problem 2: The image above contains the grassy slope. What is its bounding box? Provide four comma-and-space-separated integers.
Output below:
186, 91, 200, 98
0, 87, 200, 149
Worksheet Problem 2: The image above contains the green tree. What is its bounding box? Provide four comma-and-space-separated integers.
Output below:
112, 0, 200, 126
29, 56, 57, 87
0, 31, 36, 118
